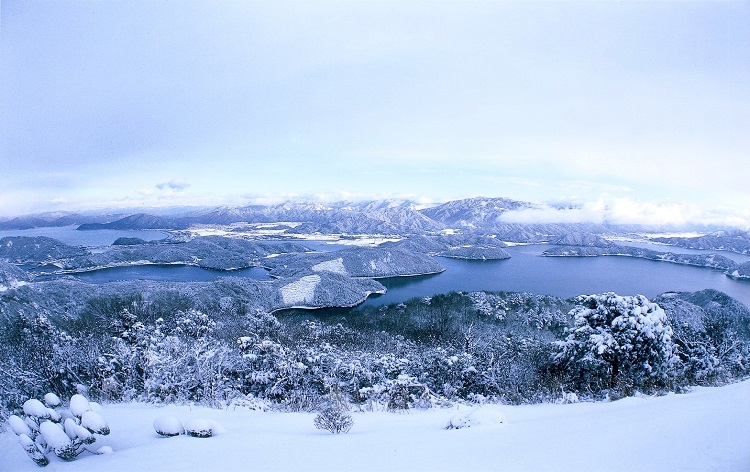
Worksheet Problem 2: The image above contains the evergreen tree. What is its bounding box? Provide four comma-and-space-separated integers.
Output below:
554, 293, 677, 396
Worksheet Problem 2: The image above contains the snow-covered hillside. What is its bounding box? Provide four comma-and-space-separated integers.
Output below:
2, 380, 748, 471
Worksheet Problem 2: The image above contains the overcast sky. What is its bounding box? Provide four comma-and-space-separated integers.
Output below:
1, 1, 748, 225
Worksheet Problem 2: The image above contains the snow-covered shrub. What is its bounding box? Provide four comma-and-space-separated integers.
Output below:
9, 414, 33, 436
64, 418, 94, 444
43, 393, 61, 408
184, 418, 215, 438
23, 399, 51, 419
153, 416, 185, 437
174, 309, 216, 339
313, 385, 354, 434
7, 392, 111, 466
18, 433, 49, 467
143, 333, 238, 406
417, 348, 477, 401
40, 420, 80, 461
656, 290, 750, 386
467, 334, 556, 404
81, 410, 110, 435
557, 391, 580, 404
386, 375, 441, 411
69, 394, 91, 418
314, 407, 354, 434
0, 313, 99, 408
387, 375, 413, 412
554, 293, 678, 396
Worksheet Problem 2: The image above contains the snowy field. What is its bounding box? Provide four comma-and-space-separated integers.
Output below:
2, 380, 749, 472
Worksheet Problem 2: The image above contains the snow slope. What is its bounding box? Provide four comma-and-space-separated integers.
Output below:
2, 380, 748, 472
279, 274, 321, 305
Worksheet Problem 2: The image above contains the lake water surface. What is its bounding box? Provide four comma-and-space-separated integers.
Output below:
4, 227, 748, 309
364, 245, 750, 309
0, 225, 168, 246
66, 265, 271, 283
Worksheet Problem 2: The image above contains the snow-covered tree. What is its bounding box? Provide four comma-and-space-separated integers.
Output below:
554, 293, 677, 395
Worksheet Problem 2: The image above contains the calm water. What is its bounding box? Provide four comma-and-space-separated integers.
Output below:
53, 265, 271, 283
0, 225, 168, 246
363, 245, 750, 309
5, 227, 748, 309
616, 241, 750, 263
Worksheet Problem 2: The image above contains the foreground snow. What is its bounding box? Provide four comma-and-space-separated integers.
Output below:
2, 380, 749, 471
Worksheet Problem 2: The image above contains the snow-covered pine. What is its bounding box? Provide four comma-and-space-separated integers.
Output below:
555, 293, 678, 395
153, 416, 184, 437
18, 433, 49, 467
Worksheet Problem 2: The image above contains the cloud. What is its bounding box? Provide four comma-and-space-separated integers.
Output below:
240, 191, 438, 207
498, 197, 750, 228
156, 179, 190, 191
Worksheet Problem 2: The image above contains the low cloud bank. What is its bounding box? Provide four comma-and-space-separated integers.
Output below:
498, 198, 749, 229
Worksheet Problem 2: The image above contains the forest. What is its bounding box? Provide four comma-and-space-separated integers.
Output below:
2, 285, 749, 419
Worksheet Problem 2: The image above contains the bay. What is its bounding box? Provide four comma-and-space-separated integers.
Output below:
54, 264, 271, 283
3, 226, 748, 309
0, 225, 167, 247
615, 240, 750, 263
363, 245, 750, 309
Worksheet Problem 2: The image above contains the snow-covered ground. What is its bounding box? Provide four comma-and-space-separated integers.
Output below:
186, 224, 402, 247
2, 380, 748, 472
279, 274, 321, 305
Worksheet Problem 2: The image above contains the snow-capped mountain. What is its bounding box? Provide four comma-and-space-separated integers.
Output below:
0, 212, 121, 230
419, 197, 538, 228
2, 197, 725, 238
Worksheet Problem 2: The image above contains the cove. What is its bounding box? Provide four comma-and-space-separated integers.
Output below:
363, 245, 750, 309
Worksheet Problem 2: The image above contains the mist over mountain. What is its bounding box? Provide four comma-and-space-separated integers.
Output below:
0, 197, 740, 238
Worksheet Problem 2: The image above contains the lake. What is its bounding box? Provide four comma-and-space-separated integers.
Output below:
3, 227, 748, 309
363, 244, 750, 309
0, 225, 168, 247
616, 240, 750, 263
58, 243, 750, 309
58, 264, 271, 283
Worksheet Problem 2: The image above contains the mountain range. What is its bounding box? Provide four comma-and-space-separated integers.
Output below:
0, 197, 739, 242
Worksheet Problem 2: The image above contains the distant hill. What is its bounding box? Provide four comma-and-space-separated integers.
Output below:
0, 196, 731, 238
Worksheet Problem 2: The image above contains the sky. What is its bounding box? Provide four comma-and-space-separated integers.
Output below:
1, 1, 749, 226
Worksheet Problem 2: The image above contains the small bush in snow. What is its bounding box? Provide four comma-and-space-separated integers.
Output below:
184, 418, 214, 438
43, 393, 61, 408
153, 416, 185, 437
7, 392, 111, 466
387, 375, 414, 412
19, 433, 49, 467
314, 407, 354, 434
81, 410, 110, 435
557, 391, 580, 404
